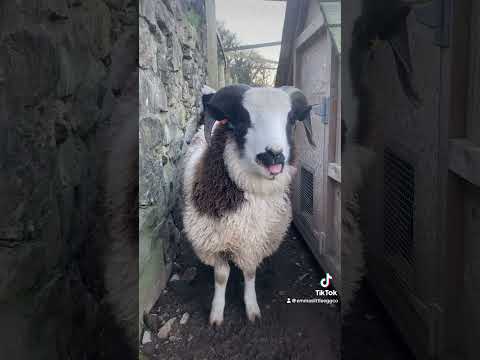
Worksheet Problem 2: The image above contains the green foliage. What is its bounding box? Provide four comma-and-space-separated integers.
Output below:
217, 22, 276, 87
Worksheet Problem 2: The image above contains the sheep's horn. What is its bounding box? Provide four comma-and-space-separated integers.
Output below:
386, 13, 422, 107
204, 112, 216, 146
280, 86, 316, 147
201, 85, 217, 146
302, 111, 316, 147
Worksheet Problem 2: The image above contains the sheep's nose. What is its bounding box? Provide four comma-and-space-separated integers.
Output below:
265, 147, 285, 164
256, 147, 285, 168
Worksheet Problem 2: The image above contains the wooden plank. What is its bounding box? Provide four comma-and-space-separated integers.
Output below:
224, 41, 281, 52
439, 0, 472, 357
463, 3, 480, 359
275, 0, 304, 86
448, 138, 480, 187
327, 163, 341, 183
467, 0, 480, 145
463, 183, 480, 360
295, 18, 324, 50
205, 0, 218, 88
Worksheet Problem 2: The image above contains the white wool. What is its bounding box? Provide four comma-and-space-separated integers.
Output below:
183, 127, 293, 274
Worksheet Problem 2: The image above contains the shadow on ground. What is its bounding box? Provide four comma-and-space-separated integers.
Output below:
342, 280, 415, 360
140, 226, 340, 360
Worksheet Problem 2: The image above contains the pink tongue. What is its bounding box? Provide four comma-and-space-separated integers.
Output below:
268, 164, 283, 175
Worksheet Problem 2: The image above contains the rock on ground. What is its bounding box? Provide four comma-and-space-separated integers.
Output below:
158, 317, 176, 339
180, 312, 190, 325
142, 331, 152, 345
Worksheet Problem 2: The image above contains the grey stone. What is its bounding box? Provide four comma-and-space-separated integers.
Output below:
158, 317, 176, 339
162, 0, 175, 15
140, 69, 168, 117
180, 312, 190, 325
139, 150, 166, 208
169, 274, 180, 282
142, 330, 152, 344
0, 0, 138, 357
108, 29, 138, 91
184, 114, 201, 144
139, 116, 168, 208
139, 116, 165, 153
3, 27, 60, 107
70, 0, 112, 59
141, 342, 155, 356
55, 46, 96, 99
181, 21, 197, 49
157, 33, 168, 72
155, 0, 176, 34
144, 313, 162, 332
168, 36, 183, 72
139, 0, 208, 338
139, 0, 157, 27
70, 82, 102, 136
139, 18, 157, 72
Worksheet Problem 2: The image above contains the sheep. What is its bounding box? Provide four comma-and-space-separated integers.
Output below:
182, 84, 314, 325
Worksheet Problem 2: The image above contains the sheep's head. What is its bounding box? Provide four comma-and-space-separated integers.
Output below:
203, 84, 314, 179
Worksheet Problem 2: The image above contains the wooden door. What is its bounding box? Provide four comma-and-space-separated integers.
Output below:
361, 1, 458, 358
291, 0, 342, 284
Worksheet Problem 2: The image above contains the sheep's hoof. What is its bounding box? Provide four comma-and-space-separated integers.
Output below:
209, 316, 223, 327
209, 309, 224, 327
246, 303, 261, 323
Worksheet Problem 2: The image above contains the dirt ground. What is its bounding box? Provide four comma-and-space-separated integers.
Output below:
342, 280, 415, 360
140, 226, 413, 360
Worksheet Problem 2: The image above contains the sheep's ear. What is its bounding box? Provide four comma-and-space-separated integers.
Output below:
203, 84, 250, 145
204, 102, 227, 121
280, 86, 316, 147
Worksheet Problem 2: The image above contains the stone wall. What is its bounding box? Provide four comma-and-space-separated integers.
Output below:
0, 1, 137, 359
139, 0, 208, 318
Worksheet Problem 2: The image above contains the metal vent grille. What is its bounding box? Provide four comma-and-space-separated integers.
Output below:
301, 167, 314, 215
383, 148, 416, 290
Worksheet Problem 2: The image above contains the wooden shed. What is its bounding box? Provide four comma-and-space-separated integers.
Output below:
276, 0, 342, 285
350, 1, 480, 359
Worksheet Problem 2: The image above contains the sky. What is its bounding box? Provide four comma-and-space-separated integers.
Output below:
215, 0, 287, 63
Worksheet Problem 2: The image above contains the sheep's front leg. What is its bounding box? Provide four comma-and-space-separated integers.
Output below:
243, 270, 261, 322
209, 258, 230, 326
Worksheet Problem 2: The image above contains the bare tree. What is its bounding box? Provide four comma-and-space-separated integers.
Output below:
217, 22, 276, 87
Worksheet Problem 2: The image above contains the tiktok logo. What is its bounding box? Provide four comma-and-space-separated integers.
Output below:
320, 273, 333, 288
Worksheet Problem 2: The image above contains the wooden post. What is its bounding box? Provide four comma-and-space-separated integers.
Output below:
205, 0, 218, 89
218, 60, 225, 88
